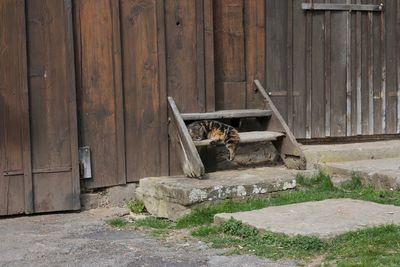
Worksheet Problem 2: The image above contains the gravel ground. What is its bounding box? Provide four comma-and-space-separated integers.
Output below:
0, 208, 296, 267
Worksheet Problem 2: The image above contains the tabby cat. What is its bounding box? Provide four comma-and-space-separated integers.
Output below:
187, 120, 240, 161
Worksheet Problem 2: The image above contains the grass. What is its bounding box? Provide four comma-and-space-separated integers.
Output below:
108, 172, 400, 265
125, 200, 146, 214
106, 217, 128, 228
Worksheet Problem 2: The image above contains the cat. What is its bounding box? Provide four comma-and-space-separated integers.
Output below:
187, 120, 240, 161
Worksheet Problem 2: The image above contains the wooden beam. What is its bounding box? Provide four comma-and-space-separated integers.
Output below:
302, 3, 383, 12
181, 109, 272, 121
168, 97, 205, 178
254, 80, 306, 170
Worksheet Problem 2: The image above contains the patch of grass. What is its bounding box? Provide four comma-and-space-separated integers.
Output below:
327, 224, 400, 266
194, 218, 326, 260
106, 217, 128, 228
177, 171, 400, 228
135, 217, 175, 229
125, 200, 146, 214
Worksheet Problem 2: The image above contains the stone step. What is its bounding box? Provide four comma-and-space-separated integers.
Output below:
181, 109, 272, 121
137, 167, 311, 221
302, 140, 400, 169
214, 199, 400, 238
321, 157, 400, 190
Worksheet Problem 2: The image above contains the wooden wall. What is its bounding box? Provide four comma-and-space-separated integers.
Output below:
2, 0, 400, 195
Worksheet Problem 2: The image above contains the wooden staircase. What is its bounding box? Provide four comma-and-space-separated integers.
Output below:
168, 80, 306, 178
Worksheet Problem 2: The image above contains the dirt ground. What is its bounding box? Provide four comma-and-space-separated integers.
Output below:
0, 208, 296, 267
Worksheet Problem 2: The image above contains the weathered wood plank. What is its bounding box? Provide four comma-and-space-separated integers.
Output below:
254, 80, 306, 170
245, 0, 266, 109
203, 0, 215, 112
121, 0, 167, 182
0, 0, 32, 215
214, 0, 246, 110
310, 0, 325, 138
168, 97, 205, 178
384, 0, 397, 134
74, 0, 126, 188
330, 0, 347, 137
27, 0, 80, 212
325, 6, 331, 137
193, 131, 284, 147
292, 0, 307, 138
182, 109, 272, 121
266, 0, 288, 123
302, 3, 383, 12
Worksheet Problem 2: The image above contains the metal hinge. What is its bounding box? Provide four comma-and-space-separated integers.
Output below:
78, 146, 92, 179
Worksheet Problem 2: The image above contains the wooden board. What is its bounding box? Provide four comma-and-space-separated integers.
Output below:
181, 109, 272, 121
193, 131, 284, 147
121, 0, 168, 182
27, 0, 80, 212
168, 97, 205, 178
0, 0, 32, 215
74, 0, 126, 188
214, 0, 246, 110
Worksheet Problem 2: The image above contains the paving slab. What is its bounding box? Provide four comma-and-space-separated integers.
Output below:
214, 199, 400, 238
322, 158, 400, 190
303, 140, 400, 169
137, 167, 312, 220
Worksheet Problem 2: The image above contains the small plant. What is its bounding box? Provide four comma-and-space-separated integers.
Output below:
222, 218, 258, 238
106, 217, 128, 228
125, 200, 146, 214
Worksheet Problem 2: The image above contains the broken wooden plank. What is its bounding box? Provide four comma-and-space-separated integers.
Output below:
181, 109, 272, 121
254, 80, 306, 170
168, 97, 205, 178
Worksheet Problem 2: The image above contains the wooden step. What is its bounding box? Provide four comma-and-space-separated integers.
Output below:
181, 109, 272, 121
193, 131, 284, 147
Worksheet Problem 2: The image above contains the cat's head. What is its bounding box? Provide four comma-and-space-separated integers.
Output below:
188, 124, 206, 141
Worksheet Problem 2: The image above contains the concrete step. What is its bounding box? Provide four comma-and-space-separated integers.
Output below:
214, 199, 400, 238
321, 157, 400, 190
303, 140, 400, 169
137, 167, 312, 221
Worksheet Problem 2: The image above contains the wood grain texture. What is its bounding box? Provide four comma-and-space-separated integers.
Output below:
74, 0, 126, 188
27, 0, 80, 212
214, 0, 246, 110
0, 0, 32, 215
121, 0, 168, 181
245, 0, 265, 109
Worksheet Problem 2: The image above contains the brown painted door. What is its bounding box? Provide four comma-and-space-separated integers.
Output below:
0, 0, 80, 215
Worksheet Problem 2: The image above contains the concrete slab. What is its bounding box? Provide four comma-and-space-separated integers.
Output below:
137, 167, 312, 220
303, 140, 400, 169
322, 158, 400, 190
214, 199, 400, 238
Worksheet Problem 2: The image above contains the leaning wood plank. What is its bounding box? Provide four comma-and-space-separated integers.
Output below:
181, 109, 272, 120
168, 97, 205, 178
254, 80, 306, 170
302, 3, 383, 12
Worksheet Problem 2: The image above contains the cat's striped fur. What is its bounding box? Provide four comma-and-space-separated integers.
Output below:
187, 120, 240, 161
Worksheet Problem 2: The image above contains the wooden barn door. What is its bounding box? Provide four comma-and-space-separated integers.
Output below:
267, 0, 399, 139
26, 0, 80, 213
1, 0, 80, 215
0, 0, 33, 215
